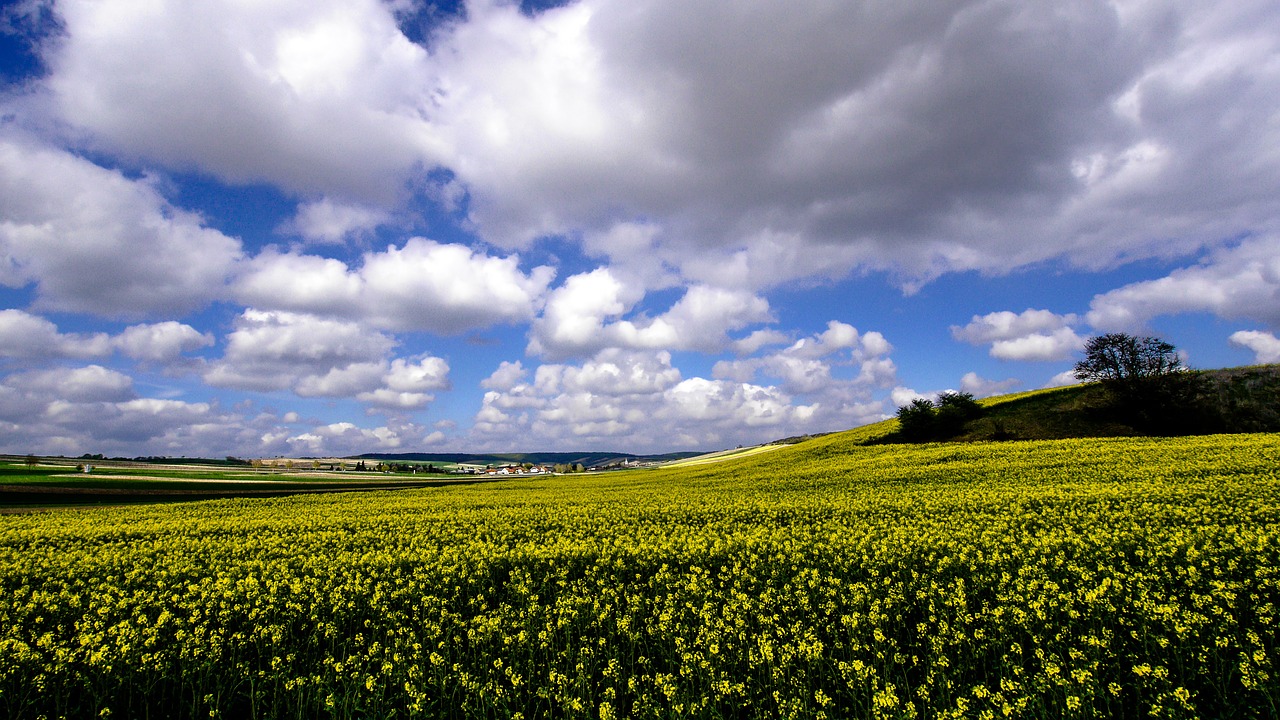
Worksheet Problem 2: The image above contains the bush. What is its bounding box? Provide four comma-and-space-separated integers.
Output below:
935, 391, 984, 435
894, 392, 985, 442
896, 398, 938, 441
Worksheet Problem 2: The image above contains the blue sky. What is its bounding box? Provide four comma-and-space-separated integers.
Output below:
1, 0, 1278, 458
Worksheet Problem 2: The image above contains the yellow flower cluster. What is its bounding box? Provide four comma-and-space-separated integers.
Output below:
1, 433, 1278, 718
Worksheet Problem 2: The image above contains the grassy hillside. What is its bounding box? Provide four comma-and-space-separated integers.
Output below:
3, 433, 1278, 718
868, 364, 1280, 445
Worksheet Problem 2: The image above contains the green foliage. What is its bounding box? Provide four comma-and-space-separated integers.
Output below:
1072, 333, 1205, 433
2, 434, 1279, 718
892, 392, 984, 441
1074, 333, 1183, 386
869, 365, 1280, 445
895, 397, 938, 440
934, 391, 983, 435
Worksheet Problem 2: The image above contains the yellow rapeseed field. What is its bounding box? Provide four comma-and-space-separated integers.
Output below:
1, 433, 1277, 718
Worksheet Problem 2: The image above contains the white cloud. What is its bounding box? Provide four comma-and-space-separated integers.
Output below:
293, 362, 387, 398
1230, 330, 1280, 364
355, 389, 435, 410
528, 268, 773, 359
203, 309, 396, 392
526, 268, 638, 357
20, 0, 1280, 296
285, 198, 391, 244
952, 309, 1085, 361
0, 368, 241, 456
1087, 236, 1280, 331
0, 359, 446, 458
204, 309, 452, 411
480, 360, 527, 391
543, 349, 682, 397
1044, 370, 1082, 388
0, 309, 111, 359
234, 251, 364, 317
959, 372, 1020, 399
4, 365, 136, 403
989, 328, 1088, 362
236, 239, 555, 333
114, 321, 214, 362
0, 311, 209, 364
41, 0, 440, 200
952, 309, 1075, 344
359, 239, 556, 332
731, 328, 791, 356
471, 344, 891, 452
714, 321, 895, 394
890, 386, 928, 407
285, 422, 407, 455
384, 356, 450, 393
415, 1, 1280, 290
0, 134, 243, 317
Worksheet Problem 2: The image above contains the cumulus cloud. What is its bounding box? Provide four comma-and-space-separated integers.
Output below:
0, 309, 111, 359
890, 386, 929, 408
413, 0, 1280, 289
714, 320, 894, 394
204, 309, 451, 411
731, 328, 791, 356
472, 343, 891, 452
285, 422, 408, 455
285, 198, 391, 244
236, 239, 556, 333
4, 365, 136, 403
40, 0, 440, 200
1087, 236, 1280, 331
19, 0, 1280, 294
0, 365, 241, 456
528, 268, 773, 359
114, 321, 214, 362
480, 360, 527, 392
0, 364, 431, 456
1230, 330, 1280, 364
952, 309, 1086, 361
204, 309, 396, 392
1044, 370, 1082, 388
0, 310, 209, 364
959, 372, 1020, 399
0, 134, 243, 317
539, 349, 683, 397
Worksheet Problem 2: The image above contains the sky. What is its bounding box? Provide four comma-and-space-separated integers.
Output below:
1, 0, 1279, 458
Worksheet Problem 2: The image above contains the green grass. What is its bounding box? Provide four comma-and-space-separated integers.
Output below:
866, 364, 1280, 445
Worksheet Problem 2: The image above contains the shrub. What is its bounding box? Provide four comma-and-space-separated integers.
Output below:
935, 391, 983, 435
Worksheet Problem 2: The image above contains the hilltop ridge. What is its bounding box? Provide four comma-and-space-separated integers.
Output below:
857, 364, 1280, 447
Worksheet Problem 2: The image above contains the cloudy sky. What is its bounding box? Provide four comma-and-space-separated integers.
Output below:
1, 0, 1278, 458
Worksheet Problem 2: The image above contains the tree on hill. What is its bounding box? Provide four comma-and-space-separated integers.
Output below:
1073, 333, 1183, 386
1074, 333, 1200, 432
